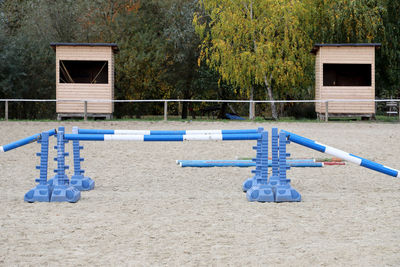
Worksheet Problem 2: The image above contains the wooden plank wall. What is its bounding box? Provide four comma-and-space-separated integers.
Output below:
315, 46, 375, 114
56, 46, 114, 114
315, 51, 322, 112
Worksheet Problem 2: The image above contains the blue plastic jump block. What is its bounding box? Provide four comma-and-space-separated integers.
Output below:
246, 184, 275, 202
70, 175, 95, 191
50, 185, 81, 203
24, 184, 52, 202
242, 177, 255, 192
274, 184, 301, 202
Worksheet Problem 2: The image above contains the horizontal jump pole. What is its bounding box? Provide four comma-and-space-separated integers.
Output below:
0, 129, 57, 153
64, 133, 262, 141
176, 159, 315, 164
282, 130, 400, 178
77, 128, 259, 135
177, 160, 322, 168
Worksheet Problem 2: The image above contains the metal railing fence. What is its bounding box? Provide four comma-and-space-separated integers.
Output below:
1, 98, 399, 121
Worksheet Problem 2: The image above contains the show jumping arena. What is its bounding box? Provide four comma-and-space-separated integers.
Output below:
1, 121, 400, 265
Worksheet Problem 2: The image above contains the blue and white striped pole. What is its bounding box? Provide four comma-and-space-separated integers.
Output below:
77, 128, 259, 135
282, 130, 400, 178
64, 133, 262, 142
0, 129, 57, 153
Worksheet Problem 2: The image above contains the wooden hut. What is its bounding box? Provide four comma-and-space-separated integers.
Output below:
311, 43, 380, 119
50, 43, 119, 120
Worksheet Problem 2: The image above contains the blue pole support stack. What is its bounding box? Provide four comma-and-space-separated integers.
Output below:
24, 131, 52, 202
242, 128, 264, 192
69, 127, 95, 191
268, 127, 280, 185
273, 131, 301, 202
246, 131, 275, 202
49, 127, 80, 202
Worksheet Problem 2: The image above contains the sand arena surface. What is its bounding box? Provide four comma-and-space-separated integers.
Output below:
0, 121, 399, 265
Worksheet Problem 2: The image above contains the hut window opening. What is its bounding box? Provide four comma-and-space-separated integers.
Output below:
323, 64, 371, 86
59, 60, 108, 84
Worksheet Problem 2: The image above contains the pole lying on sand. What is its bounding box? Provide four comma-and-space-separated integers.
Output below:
77, 128, 260, 135
282, 130, 400, 178
177, 160, 323, 168
176, 159, 315, 164
64, 133, 263, 141
0, 129, 57, 153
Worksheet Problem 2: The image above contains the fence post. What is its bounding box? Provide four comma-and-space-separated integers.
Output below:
398, 101, 400, 122
5, 100, 8, 121
84, 101, 88, 121
253, 102, 256, 120
164, 101, 168, 121
325, 101, 329, 122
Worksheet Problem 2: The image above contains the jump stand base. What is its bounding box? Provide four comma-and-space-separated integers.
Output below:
242, 177, 254, 192
268, 175, 280, 187
246, 184, 275, 202
24, 184, 52, 202
70, 175, 95, 191
246, 178, 302, 202
47, 175, 69, 190
274, 185, 301, 202
50, 185, 81, 203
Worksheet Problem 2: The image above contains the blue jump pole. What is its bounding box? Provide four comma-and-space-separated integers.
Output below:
0, 129, 57, 152
177, 160, 322, 168
282, 130, 400, 178
176, 159, 314, 164
64, 133, 263, 141
77, 128, 259, 135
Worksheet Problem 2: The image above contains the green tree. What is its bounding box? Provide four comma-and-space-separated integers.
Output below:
163, 0, 202, 118
195, 0, 313, 119
376, 0, 400, 98
308, 0, 383, 43
0, 0, 98, 118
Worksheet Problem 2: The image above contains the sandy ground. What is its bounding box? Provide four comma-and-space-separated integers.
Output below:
0, 120, 399, 266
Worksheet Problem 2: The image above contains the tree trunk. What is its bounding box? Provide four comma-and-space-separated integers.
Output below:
181, 74, 194, 119
181, 102, 188, 119
218, 103, 227, 119
249, 86, 255, 119
264, 74, 278, 120
189, 102, 196, 119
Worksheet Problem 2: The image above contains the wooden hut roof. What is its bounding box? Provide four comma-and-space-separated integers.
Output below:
50, 43, 119, 53
311, 43, 380, 54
